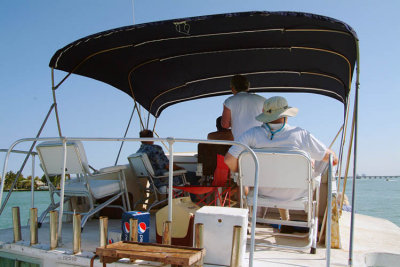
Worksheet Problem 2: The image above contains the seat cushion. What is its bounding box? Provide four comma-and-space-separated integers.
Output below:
247, 193, 308, 211
65, 179, 121, 199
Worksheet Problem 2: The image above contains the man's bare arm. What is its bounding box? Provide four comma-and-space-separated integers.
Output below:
224, 152, 239, 172
221, 105, 231, 129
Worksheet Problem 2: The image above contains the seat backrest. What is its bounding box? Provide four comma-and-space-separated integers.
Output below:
128, 153, 155, 177
211, 154, 229, 187
239, 148, 311, 190
197, 143, 231, 176
36, 140, 91, 175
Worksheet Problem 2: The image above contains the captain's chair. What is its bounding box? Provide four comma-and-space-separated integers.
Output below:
239, 148, 319, 254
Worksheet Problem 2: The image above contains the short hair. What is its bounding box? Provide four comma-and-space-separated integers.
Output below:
230, 74, 250, 92
216, 116, 224, 131
139, 129, 153, 138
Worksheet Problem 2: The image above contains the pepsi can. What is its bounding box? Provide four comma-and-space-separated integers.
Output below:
121, 211, 150, 242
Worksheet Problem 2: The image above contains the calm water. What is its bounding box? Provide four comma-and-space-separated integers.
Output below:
0, 178, 399, 229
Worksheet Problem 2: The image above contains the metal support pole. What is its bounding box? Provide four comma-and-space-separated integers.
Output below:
31, 155, 35, 209
0, 104, 55, 215
114, 106, 136, 166
162, 220, 172, 245
50, 211, 58, 249
73, 213, 82, 254
230, 225, 242, 267
129, 218, 138, 242
99, 216, 108, 247
52, 68, 63, 137
12, 207, 21, 242
167, 138, 175, 222
195, 223, 204, 267
326, 155, 333, 267
57, 138, 67, 243
248, 153, 260, 267
349, 40, 360, 267
30, 208, 38, 245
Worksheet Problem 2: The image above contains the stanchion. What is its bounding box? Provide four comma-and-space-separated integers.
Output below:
73, 213, 82, 254
129, 218, 138, 242
195, 223, 204, 267
30, 208, 38, 245
162, 220, 171, 245
12, 207, 21, 242
50, 210, 58, 249
99, 216, 108, 247
230, 225, 242, 267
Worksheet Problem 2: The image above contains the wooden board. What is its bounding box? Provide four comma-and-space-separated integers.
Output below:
96, 241, 205, 266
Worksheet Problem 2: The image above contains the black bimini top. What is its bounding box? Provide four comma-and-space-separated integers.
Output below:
50, 11, 358, 117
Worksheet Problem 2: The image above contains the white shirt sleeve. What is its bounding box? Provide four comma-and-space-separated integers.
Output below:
223, 96, 232, 109
302, 131, 327, 161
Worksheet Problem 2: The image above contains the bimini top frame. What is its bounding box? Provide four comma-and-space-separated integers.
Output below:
49, 11, 358, 118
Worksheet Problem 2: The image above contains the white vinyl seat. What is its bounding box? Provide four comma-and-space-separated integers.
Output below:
128, 152, 187, 211
238, 148, 319, 253
36, 140, 130, 228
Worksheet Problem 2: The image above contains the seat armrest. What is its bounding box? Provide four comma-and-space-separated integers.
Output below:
89, 170, 122, 180
162, 169, 187, 176
99, 165, 127, 173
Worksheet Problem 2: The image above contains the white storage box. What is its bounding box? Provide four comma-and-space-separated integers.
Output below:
194, 206, 248, 266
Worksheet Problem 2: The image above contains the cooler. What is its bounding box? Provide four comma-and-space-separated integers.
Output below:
194, 206, 248, 266
156, 197, 199, 246
121, 211, 150, 243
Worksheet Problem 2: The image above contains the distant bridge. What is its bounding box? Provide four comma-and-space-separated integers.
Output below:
340, 176, 399, 179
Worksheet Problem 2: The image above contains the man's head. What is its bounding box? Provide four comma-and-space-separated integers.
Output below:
256, 96, 298, 123
230, 74, 250, 93
139, 129, 154, 144
216, 116, 226, 132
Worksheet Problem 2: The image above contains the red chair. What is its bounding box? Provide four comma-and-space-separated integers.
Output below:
174, 154, 234, 207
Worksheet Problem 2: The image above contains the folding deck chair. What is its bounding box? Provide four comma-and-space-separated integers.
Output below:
36, 140, 130, 228
238, 148, 319, 253
174, 154, 234, 207
128, 152, 187, 211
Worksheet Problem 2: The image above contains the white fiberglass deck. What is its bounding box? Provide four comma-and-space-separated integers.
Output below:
0, 211, 399, 267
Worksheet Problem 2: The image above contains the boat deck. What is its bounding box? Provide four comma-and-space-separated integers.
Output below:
0, 211, 399, 266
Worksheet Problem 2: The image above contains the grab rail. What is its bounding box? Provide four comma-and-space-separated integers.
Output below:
0, 149, 38, 213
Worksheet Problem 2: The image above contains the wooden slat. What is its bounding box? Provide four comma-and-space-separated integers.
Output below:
96, 241, 205, 266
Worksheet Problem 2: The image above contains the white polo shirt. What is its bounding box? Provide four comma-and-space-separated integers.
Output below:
224, 92, 266, 140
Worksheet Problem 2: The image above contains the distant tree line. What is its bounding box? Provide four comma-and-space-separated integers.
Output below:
0, 171, 61, 191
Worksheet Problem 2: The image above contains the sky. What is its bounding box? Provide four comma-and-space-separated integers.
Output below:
0, 0, 399, 177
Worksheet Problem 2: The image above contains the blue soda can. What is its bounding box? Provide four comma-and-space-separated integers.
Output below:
121, 211, 150, 242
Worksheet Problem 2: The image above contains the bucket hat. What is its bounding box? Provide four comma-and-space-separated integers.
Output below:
256, 96, 298, 123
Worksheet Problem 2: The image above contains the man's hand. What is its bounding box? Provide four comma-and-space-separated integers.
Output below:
323, 149, 338, 166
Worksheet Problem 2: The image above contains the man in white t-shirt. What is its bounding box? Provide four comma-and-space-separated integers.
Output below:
221, 75, 266, 140
224, 96, 337, 225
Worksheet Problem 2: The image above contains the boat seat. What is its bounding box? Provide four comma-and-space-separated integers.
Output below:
239, 148, 319, 254
65, 179, 121, 199
128, 152, 187, 211
36, 140, 130, 228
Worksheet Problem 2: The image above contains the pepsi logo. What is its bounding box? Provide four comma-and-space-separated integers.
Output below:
138, 222, 147, 234
124, 222, 130, 233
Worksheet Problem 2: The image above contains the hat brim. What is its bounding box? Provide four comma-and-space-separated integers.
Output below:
256, 107, 298, 123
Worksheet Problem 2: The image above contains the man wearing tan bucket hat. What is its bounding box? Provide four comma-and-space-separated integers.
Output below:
224, 96, 337, 226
